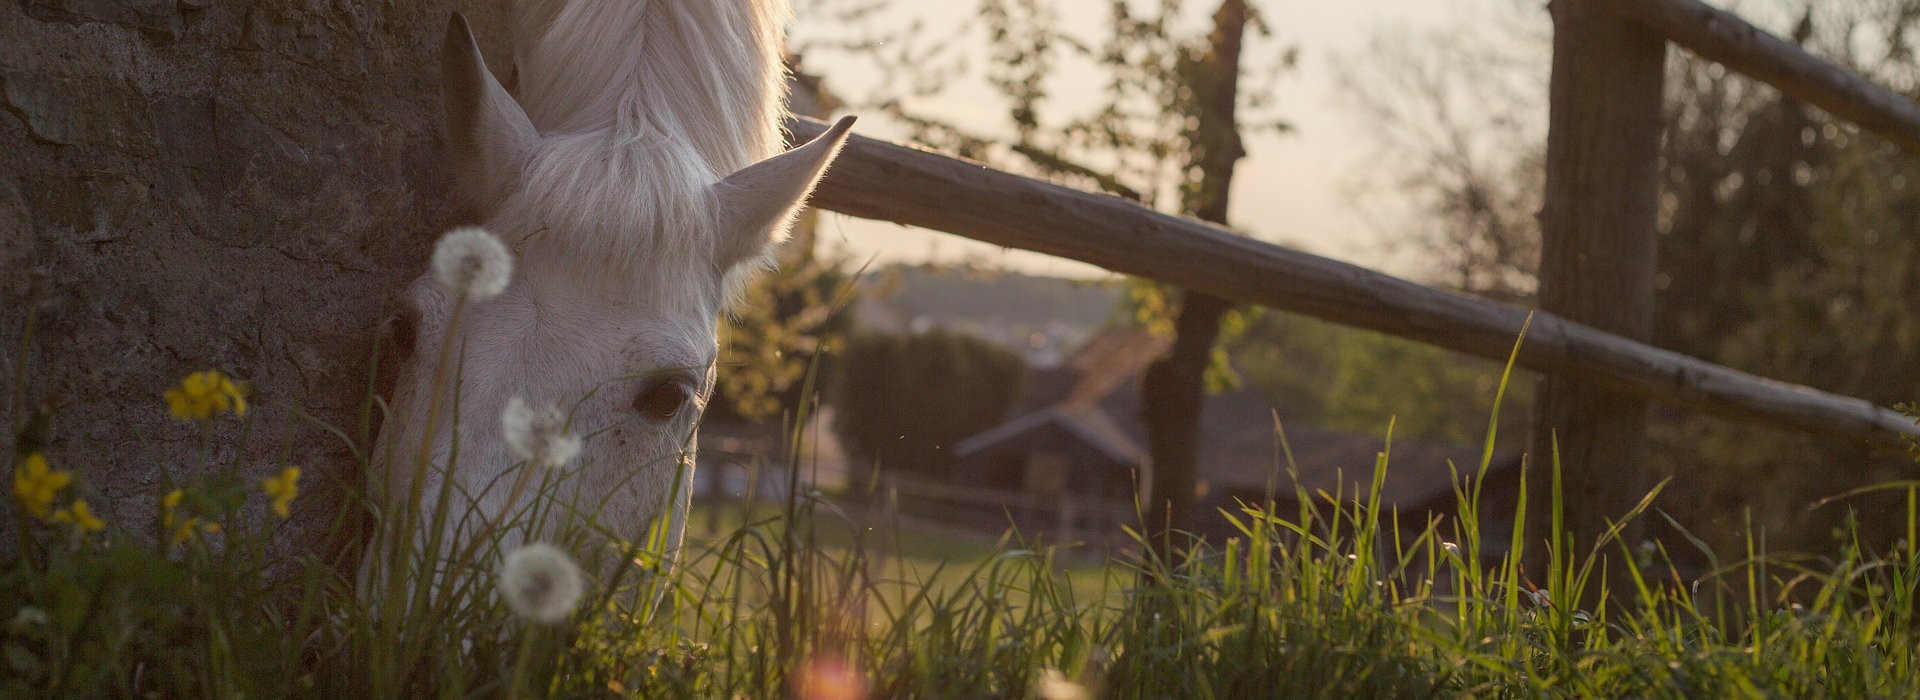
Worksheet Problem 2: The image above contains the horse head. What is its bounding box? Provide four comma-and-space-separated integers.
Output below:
371, 6, 851, 565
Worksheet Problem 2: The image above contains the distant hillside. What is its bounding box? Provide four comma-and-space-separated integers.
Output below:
869, 264, 1122, 328
855, 265, 1125, 367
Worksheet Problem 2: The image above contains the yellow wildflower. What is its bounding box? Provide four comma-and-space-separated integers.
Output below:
13, 453, 72, 521
53, 498, 106, 533
168, 517, 220, 545
164, 370, 248, 421
161, 488, 214, 544
262, 466, 300, 519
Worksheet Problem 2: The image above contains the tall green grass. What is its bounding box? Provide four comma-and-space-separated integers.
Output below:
7, 306, 1920, 698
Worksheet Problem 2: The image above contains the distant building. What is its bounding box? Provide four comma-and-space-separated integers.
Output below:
927, 328, 1523, 552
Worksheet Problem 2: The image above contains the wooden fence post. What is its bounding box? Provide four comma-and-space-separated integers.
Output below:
1531, 0, 1668, 574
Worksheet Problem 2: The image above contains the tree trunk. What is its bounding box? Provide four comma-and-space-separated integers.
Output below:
1, 1, 509, 559
1528, 0, 1667, 588
1143, 292, 1233, 547
1141, 0, 1248, 553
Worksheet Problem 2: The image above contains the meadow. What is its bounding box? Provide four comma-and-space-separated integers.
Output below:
8, 370, 1920, 698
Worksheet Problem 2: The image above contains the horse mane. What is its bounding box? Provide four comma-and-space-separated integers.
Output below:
500, 0, 795, 310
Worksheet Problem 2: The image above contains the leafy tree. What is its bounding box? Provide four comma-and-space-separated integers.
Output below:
1345, 3, 1920, 553
827, 330, 1027, 482
1229, 312, 1534, 449
711, 249, 856, 423
1337, 16, 1547, 303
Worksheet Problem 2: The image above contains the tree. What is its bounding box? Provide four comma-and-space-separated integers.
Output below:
1344, 2, 1920, 556
1229, 312, 1535, 449
797, 0, 1291, 552
827, 330, 1027, 482
1136, 0, 1255, 550
1336, 19, 1547, 303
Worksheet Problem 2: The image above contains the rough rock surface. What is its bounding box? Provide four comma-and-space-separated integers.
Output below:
0, 0, 513, 560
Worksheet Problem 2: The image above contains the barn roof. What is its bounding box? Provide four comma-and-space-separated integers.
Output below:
954, 403, 1147, 467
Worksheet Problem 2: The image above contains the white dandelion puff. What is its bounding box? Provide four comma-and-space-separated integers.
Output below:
9, 607, 49, 630
498, 542, 585, 624
502, 396, 581, 468
430, 226, 512, 300
1033, 669, 1089, 700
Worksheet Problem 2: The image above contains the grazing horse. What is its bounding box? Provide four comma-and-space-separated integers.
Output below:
373, 0, 852, 568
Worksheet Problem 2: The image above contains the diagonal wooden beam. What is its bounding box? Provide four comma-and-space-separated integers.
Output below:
1610, 0, 1920, 154
786, 116, 1920, 450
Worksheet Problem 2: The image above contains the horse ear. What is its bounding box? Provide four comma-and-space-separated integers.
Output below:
711, 116, 856, 269
443, 13, 537, 210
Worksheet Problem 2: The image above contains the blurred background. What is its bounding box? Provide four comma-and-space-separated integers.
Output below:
692, 0, 1920, 564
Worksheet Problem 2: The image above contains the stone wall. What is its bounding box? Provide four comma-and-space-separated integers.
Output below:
1, 0, 511, 557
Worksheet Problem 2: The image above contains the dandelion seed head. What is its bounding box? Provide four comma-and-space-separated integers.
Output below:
498, 542, 585, 624
502, 397, 582, 468
431, 226, 513, 300
9, 607, 48, 631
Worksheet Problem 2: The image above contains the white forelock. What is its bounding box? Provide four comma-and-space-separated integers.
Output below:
511, 0, 789, 171
501, 0, 795, 310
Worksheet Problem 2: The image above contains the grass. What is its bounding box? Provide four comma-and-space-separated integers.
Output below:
11, 398, 1920, 698
687, 499, 1116, 611
8, 292, 1920, 698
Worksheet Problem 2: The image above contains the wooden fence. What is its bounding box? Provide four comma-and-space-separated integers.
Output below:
787, 0, 1920, 546
876, 475, 1135, 550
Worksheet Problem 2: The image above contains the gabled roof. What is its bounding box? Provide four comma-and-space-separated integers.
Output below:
1061, 328, 1170, 406
954, 326, 1520, 512
954, 403, 1147, 467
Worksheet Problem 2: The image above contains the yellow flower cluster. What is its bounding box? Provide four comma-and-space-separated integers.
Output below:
53, 499, 105, 533
162, 489, 220, 545
262, 466, 299, 519
13, 453, 70, 520
165, 370, 248, 421
13, 453, 104, 533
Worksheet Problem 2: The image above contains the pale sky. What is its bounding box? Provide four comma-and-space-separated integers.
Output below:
790, 0, 1515, 281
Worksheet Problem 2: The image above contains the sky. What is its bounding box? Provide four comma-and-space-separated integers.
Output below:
789, 0, 1495, 281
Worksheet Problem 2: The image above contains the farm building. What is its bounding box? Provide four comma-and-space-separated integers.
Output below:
905, 328, 1524, 550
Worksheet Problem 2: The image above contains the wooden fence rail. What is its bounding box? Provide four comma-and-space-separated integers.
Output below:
787, 116, 1920, 451
1612, 0, 1920, 155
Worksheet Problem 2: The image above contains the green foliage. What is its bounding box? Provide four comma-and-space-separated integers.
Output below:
713, 250, 856, 422
827, 329, 1027, 475
1229, 311, 1533, 448
1345, 5, 1920, 553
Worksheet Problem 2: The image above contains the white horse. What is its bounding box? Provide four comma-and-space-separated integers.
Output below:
373, 0, 852, 570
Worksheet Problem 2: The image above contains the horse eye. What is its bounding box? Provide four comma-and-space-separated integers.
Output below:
633, 378, 691, 421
